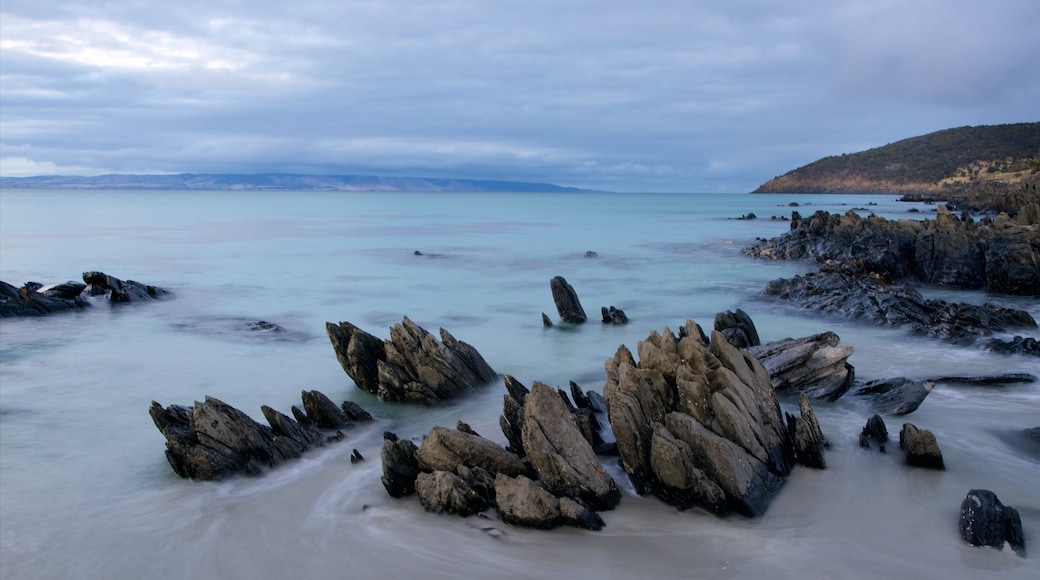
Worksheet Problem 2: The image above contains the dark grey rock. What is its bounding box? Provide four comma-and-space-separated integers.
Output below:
380, 431, 421, 498
550, 276, 587, 323
541, 312, 553, 327
859, 414, 889, 452
82, 271, 169, 302
714, 308, 761, 348
786, 393, 827, 469
959, 489, 1026, 557
850, 378, 934, 415
301, 390, 352, 429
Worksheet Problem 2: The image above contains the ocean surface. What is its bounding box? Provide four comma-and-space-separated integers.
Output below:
1, 190, 1037, 579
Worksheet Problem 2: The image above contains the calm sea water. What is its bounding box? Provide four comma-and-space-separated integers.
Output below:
1, 190, 1038, 579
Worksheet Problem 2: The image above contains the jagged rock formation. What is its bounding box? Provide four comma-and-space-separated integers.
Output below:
714, 308, 761, 348
603, 321, 823, 517
959, 489, 1026, 557
760, 270, 1037, 354
899, 423, 945, 469
859, 415, 889, 452
1, 271, 169, 317
149, 390, 371, 480
550, 276, 587, 323
743, 207, 1040, 296
326, 316, 497, 404
786, 393, 828, 469
600, 306, 628, 325
381, 377, 620, 530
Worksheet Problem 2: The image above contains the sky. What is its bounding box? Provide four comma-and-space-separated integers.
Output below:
1, 1, 1038, 193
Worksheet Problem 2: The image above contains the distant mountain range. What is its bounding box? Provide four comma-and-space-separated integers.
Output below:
754, 122, 1040, 195
0, 173, 596, 193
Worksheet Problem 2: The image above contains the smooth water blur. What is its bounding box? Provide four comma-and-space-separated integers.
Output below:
1, 190, 1038, 579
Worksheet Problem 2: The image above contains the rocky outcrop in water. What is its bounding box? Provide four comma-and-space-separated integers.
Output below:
326, 316, 497, 404
714, 308, 761, 348
742, 207, 1040, 296
786, 393, 828, 469
602, 321, 823, 517
600, 306, 628, 325
1, 271, 169, 317
550, 276, 587, 323
959, 489, 1026, 557
849, 377, 934, 416
149, 390, 372, 480
858, 415, 889, 452
761, 270, 1037, 354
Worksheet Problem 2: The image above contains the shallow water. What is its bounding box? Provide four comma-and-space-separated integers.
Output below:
1, 190, 1037, 579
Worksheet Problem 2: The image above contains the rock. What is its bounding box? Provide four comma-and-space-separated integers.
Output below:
415, 426, 525, 477
350, 449, 364, 463
326, 316, 497, 404
150, 390, 372, 480
604, 322, 792, 516
959, 489, 1026, 557
493, 473, 603, 530
82, 271, 170, 302
380, 431, 421, 497
601, 306, 628, 325
584, 250, 598, 258
340, 400, 374, 422
301, 389, 352, 429
850, 378, 934, 415
714, 309, 761, 348
521, 382, 621, 511
786, 393, 827, 469
550, 276, 587, 323
927, 373, 1037, 385
899, 423, 944, 469
38, 281, 87, 299
541, 312, 553, 327
985, 335, 1040, 356
761, 271, 1037, 351
415, 468, 492, 517
1, 280, 87, 317
747, 332, 855, 400
859, 414, 889, 452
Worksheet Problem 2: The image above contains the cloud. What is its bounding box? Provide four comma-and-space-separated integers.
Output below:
1, 0, 1037, 192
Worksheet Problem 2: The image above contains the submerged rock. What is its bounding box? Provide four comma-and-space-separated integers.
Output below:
326, 316, 497, 404
83, 271, 170, 303
859, 415, 889, 453
1, 280, 86, 317
850, 377, 934, 415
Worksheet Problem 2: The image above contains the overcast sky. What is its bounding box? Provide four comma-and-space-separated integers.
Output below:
1, 1, 1037, 192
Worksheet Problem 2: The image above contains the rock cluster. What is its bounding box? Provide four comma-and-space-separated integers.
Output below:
603, 321, 824, 516
381, 377, 618, 530
149, 390, 371, 480
761, 270, 1037, 355
326, 317, 497, 404
1, 271, 169, 317
743, 207, 1040, 296
959, 489, 1026, 557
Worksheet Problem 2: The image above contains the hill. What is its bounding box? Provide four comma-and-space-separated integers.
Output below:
0, 173, 596, 193
754, 123, 1040, 195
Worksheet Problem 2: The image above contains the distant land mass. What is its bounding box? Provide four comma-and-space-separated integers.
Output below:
754, 122, 1040, 195
0, 173, 597, 193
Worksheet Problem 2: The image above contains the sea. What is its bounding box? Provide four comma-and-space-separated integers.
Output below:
1, 190, 1037, 579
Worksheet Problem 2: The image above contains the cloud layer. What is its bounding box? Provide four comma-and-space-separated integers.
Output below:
2, 0, 1037, 192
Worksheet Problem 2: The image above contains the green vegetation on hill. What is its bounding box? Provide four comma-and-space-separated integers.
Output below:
755, 122, 1040, 195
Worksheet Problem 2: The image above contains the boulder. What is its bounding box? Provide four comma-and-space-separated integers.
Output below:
326, 316, 498, 404
415, 468, 493, 517
494, 473, 603, 530
899, 423, 944, 469
601, 306, 629, 325
520, 382, 620, 511
301, 389, 352, 429
747, 332, 855, 400
415, 426, 525, 477
714, 308, 761, 348
959, 489, 1026, 557
380, 432, 421, 498
550, 276, 587, 323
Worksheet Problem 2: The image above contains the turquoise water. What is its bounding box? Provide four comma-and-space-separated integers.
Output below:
1, 190, 1037, 579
